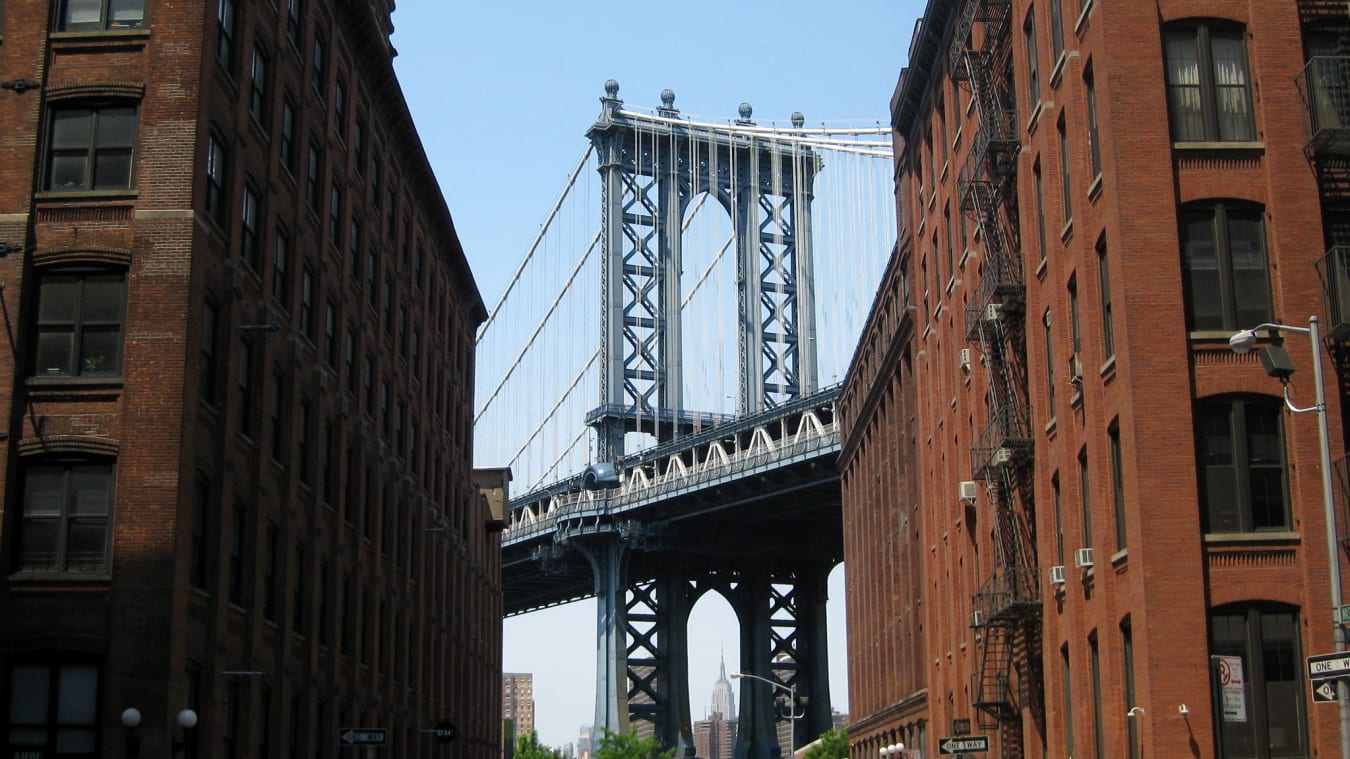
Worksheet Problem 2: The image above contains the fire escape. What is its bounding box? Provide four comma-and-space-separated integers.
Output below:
1297, 0, 1350, 547
949, 0, 1041, 750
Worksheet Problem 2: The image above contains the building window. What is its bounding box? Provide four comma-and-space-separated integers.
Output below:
273, 227, 290, 308
324, 303, 338, 368
1089, 631, 1104, 759
1049, 0, 1064, 61
362, 356, 374, 415
354, 120, 366, 178
299, 268, 313, 339
60, 0, 144, 30
6, 661, 100, 755
323, 421, 338, 506
333, 77, 347, 139
1025, 7, 1040, 105
18, 460, 115, 572
262, 522, 278, 620
1109, 421, 1126, 550
223, 678, 239, 757
1043, 310, 1056, 418
34, 270, 125, 378
293, 542, 307, 635
1058, 113, 1072, 222
238, 338, 256, 437
345, 329, 357, 395
285, 0, 301, 48
1078, 446, 1092, 549
270, 371, 287, 463
1210, 604, 1308, 756
206, 135, 227, 224
1034, 160, 1047, 264
1096, 235, 1114, 358
1122, 618, 1140, 759
297, 398, 312, 486
329, 185, 342, 244
1068, 277, 1081, 355
311, 35, 326, 96
216, 0, 236, 72
200, 300, 219, 405
1180, 203, 1270, 332
305, 142, 320, 212
241, 186, 260, 270
317, 560, 330, 646
1061, 643, 1074, 756
259, 684, 273, 759
46, 104, 136, 192
1197, 396, 1288, 533
228, 502, 245, 605
1164, 23, 1255, 142
280, 99, 296, 174
348, 220, 361, 270
249, 46, 270, 126
1052, 473, 1064, 565
190, 479, 210, 590
1085, 66, 1101, 178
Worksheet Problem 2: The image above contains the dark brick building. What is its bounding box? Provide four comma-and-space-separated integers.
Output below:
0, 1, 501, 757
842, 0, 1350, 757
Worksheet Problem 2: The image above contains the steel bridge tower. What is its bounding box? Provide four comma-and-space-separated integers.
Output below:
573, 81, 832, 759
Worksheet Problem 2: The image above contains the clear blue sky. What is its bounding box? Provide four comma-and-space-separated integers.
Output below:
390, 0, 923, 749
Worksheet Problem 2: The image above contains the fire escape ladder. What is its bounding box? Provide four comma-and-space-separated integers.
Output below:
972, 622, 1017, 727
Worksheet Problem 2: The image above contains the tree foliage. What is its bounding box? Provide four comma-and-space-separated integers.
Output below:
802, 727, 849, 759
515, 730, 568, 759
592, 729, 676, 759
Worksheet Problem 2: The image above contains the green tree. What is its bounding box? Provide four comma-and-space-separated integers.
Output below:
802, 727, 849, 759
592, 729, 676, 759
515, 730, 567, 759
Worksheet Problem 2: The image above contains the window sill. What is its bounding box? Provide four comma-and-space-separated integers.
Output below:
1204, 531, 1300, 545
50, 28, 150, 50
1099, 354, 1116, 382
1049, 52, 1068, 90
1172, 141, 1264, 153
1074, 0, 1095, 37
1035, 256, 1048, 280
35, 189, 137, 202
952, 127, 963, 151
1026, 101, 1047, 135
1111, 548, 1128, 571
8, 571, 112, 585
1059, 218, 1074, 243
1087, 173, 1103, 202
959, 247, 976, 269
25, 376, 124, 399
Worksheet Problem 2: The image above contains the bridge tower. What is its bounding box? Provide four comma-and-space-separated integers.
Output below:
578, 82, 830, 759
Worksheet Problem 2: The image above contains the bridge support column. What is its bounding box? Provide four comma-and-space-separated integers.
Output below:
735, 569, 783, 759
627, 569, 696, 758
577, 534, 631, 736
793, 562, 834, 746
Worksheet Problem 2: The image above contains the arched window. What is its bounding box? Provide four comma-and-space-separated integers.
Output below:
1164, 20, 1255, 142
1180, 201, 1271, 332
1210, 603, 1308, 757
1195, 395, 1287, 533
32, 264, 127, 379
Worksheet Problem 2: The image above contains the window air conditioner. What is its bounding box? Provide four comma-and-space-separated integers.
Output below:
958, 481, 979, 502
959, 348, 972, 372
1067, 353, 1083, 384
984, 304, 1002, 322
994, 447, 1014, 465
1048, 565, 1066, 585
971, 610, 985, 628
1074, 547, 1095, 569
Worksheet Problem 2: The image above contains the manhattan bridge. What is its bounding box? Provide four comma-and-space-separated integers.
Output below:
475, 81, 894, 759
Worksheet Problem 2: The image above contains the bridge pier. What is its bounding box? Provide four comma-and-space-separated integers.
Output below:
577, 534, 632, 736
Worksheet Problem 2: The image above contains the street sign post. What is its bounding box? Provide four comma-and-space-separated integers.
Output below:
1308, 652, 1350, 681
339, 728, 387, 747
937, 736, 989, 754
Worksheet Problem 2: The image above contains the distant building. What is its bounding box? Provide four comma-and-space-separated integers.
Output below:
710, 656, 737, 720
577, 725, 594, 759
503, 673, 536, 739
692, 712, 737, 759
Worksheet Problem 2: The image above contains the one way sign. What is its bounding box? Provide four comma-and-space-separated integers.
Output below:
339, 728, 387, 746
938, 735, 989, 754
1314, 681, 1342, 703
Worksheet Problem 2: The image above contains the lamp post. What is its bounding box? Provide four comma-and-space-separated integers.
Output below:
730, 671, 805, 750
1230, 315, 1348, 759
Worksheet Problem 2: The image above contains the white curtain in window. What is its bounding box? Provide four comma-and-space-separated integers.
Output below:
1166, 35, 1204, 139
1212, 34, 1254, 141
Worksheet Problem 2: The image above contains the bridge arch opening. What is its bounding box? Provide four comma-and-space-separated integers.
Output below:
687, 588, 741, 721
679, 189, 738, 421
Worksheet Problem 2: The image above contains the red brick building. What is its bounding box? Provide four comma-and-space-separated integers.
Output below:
0, 1, 501, 757
841, 1, 1350, 757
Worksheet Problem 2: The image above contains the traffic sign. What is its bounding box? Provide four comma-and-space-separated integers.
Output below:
339, 728, 387, 746
433, 720, 457, 744
1314, 681, 1341, 703
938, 735, 989, 754
1308, 651, 1350, 681
1338, 605, 1350, 625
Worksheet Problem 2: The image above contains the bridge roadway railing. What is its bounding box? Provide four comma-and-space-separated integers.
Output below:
503, 386, 843, 545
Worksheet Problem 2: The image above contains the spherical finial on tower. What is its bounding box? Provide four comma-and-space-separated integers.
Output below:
791, 112, 805, 128
739, 102, 753, 120
660, 89, 676, 108
604, 79, 620, 98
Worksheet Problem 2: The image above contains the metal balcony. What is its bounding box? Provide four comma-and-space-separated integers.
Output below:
972, 566, 1041, 625
1297, 57, 1350, 156
1316, 245, 1350, 341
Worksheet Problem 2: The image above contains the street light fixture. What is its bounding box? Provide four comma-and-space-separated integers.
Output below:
1230, 316, 1349, 759
730, 671, 805, 747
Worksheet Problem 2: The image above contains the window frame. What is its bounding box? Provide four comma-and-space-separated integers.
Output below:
45, 102, 137, 193
1164, 22, 1256, 142
17, 458, 116, 574
32, 267, 127, 379
1209, 604, 1309, 756
58, 0, 145, 31
1180, 202, 1271, 333
1196, 395, 1290, 534
4, 658, 102, 756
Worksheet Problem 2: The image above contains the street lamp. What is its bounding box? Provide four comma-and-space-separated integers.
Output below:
730, 671, 805, 747
1230, 315, 1349, 759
